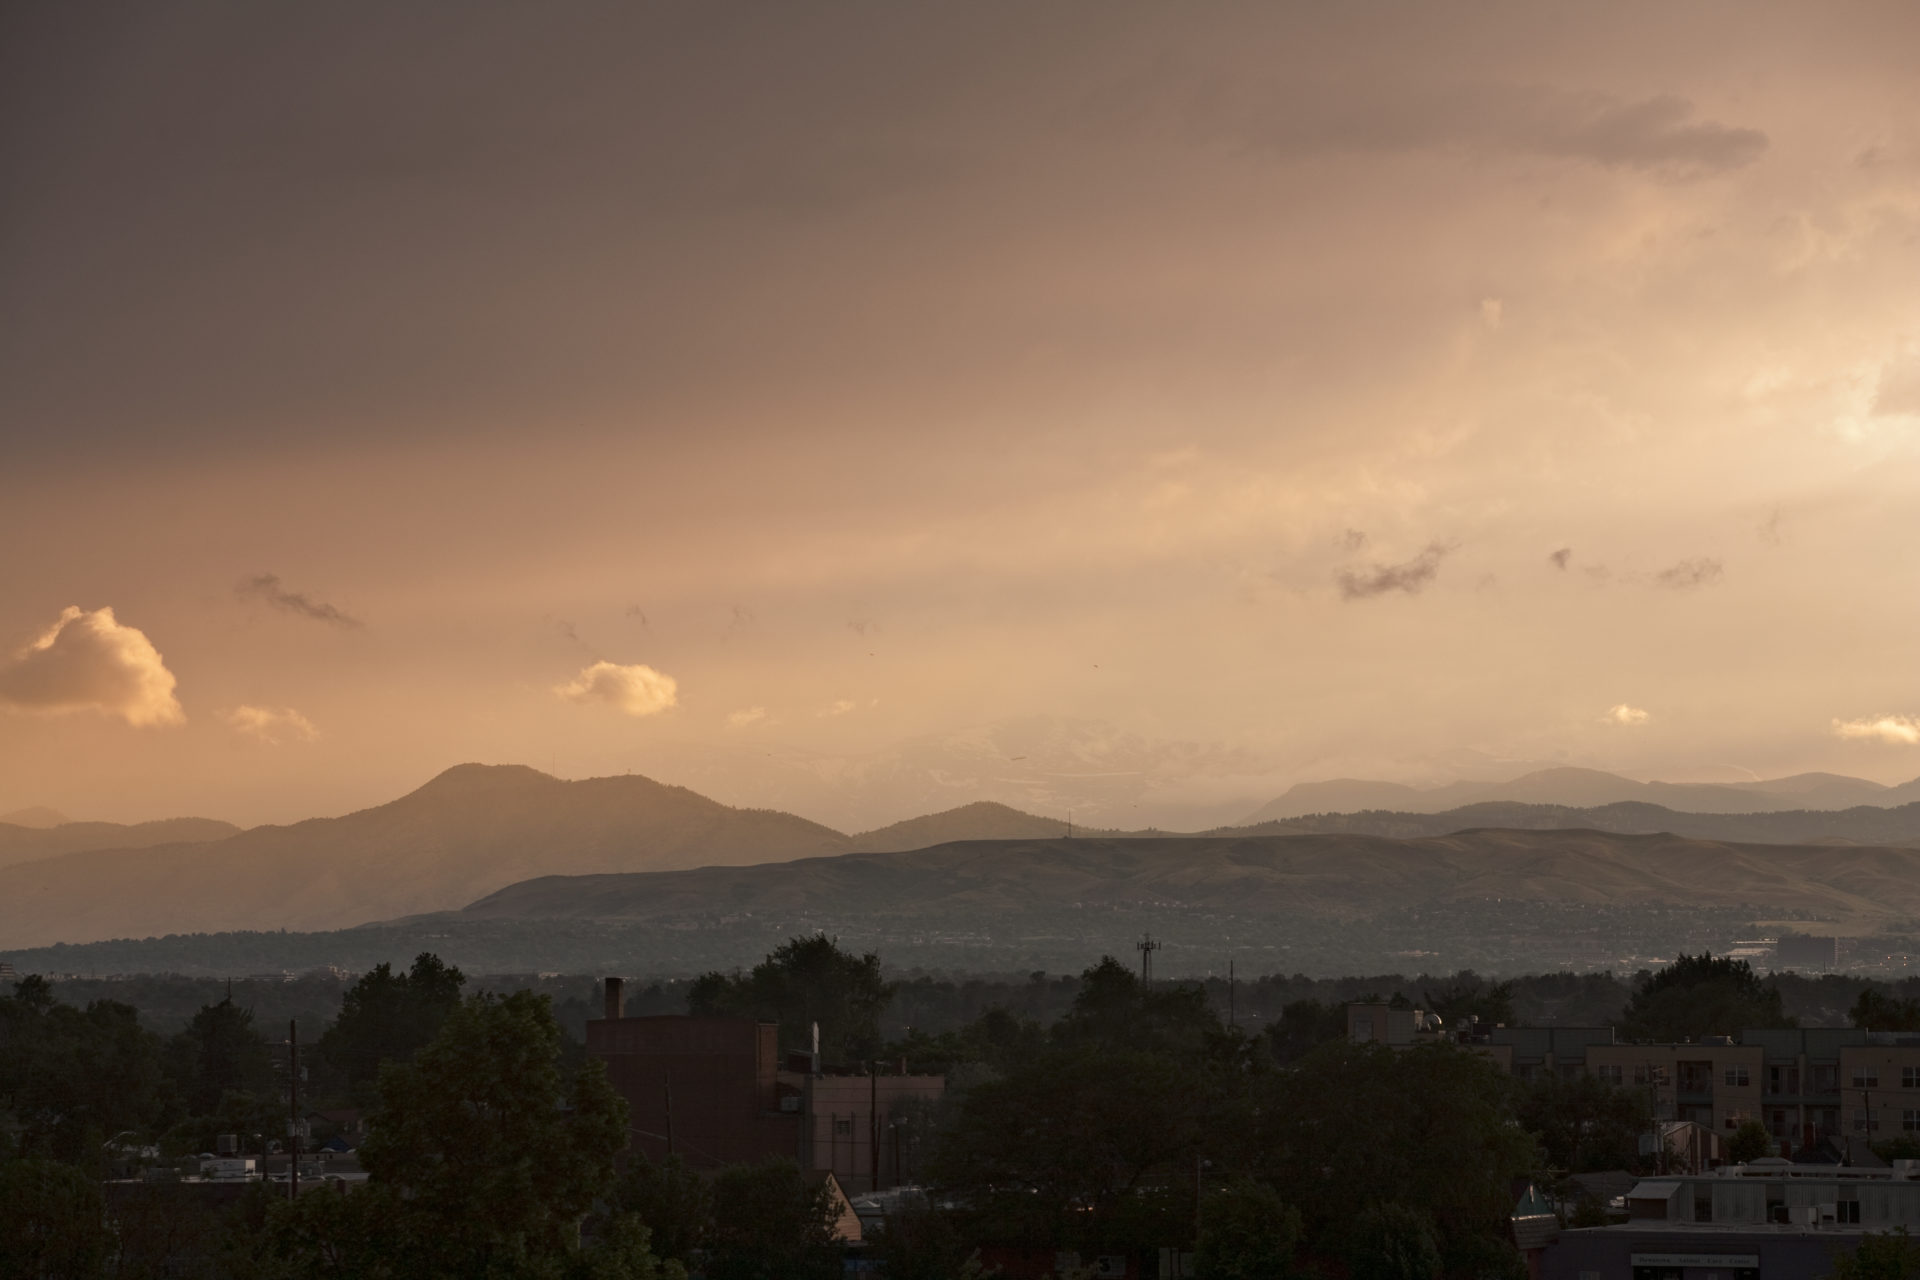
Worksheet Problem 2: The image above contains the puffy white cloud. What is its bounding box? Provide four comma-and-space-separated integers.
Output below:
727, 706, 768, 727
0, 606, 184, 727
1833, 715, 1920, 746
1602, 704, 1650, 726
554, 661, 678, 717
225, 705, 320, 744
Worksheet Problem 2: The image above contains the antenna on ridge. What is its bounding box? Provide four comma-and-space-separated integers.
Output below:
1136, 933, 1160, 983
1066, 809, 1073, 840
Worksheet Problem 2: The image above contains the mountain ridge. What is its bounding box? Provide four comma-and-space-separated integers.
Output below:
1244, 766, 1917, 822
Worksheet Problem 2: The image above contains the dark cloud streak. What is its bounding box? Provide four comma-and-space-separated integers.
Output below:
1337, 543, 1453, 600
236, 575, 362, 628
1654, 558, 1724, 590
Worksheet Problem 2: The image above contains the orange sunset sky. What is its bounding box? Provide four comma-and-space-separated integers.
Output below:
4, 3, 1920, 830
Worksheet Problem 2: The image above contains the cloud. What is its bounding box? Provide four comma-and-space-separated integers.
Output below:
1337, 543, 1452, 600
1654, 557, 1724, 589
1549, 547, 1571, 570
727, 706, 768, 727
1339, 528, 1370, 551
225, 705, 319, 744
820, 699, 857, 717
236, 574, 362, 628
1479, 298, 1503, 330
1833, 715, 1920, 746
553, 661, 678, 717
0, 606, 184, 726
1230, 84, 1766, 176
1602, 704, 1650, 726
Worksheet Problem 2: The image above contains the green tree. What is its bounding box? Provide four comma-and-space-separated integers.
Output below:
169, 995, 275, 1116
704, 1157, 840, 1280
1515, 1073, 1654, 1173
868, 1191, 994, 1280
1851, 990, 1920, 1033
1195, 1178, 1302, 1280
689, 935, 892, 1065
611, 1154, 713, 1266
0, 1157, 111, 1279
1618, 954, 1794, 1042
1830, 1227, 1920, 1280
1251, 1041, 1532, 1254
1421, 974, 1515, 1031
1264, 999, 1348, 1064
1345, 1203, 1441, 1280
0, 978, 174, 1165
318, 953, 466, 1106
255, 989, 660, 1279
1727, 1119, 1774, 1165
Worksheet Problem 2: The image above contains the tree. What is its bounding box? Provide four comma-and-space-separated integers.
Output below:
1250, 1041, 1533, 1255
689, 935, 891, 1065
319, 953, 466, 1106
258, 989, 658, 1279
1727, 1119, 1774, 1165
1264, 999, 1349, 1064
612, 1154, 713, 1266
170, 995, 275, 1117
704, 1157, 840, 1280
1516, 1073, 1654, 1173
1618, 954, 1794, 1042
1344, 1203, 1441, 1280
1831, 1228, 1920, 1280
868, 1191, 994, 1280
0, 979, 174, 1165
0, 1157, 111, 1279
1421, 974, 1515, 1030
1852, 990, 1920, 1033
1195, 1178, 1302, 1280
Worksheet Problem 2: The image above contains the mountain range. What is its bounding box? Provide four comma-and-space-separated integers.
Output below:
1243, 766, 1920, 822
8, 761, 1920, 951
0, 816, 243, 872
0, 766, 1104, 947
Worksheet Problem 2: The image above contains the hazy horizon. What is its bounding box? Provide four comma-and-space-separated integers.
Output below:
6, 3, 1920, 831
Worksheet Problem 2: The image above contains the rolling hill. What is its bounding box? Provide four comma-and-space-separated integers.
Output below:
459, 828, 1920, 927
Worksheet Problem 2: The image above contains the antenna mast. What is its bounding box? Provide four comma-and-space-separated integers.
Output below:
1136, 933, 1161, 983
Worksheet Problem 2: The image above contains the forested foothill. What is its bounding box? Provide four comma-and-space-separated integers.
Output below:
4, 947, 1919, 1277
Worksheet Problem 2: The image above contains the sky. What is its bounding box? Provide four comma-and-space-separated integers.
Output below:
3, 2, 1920, 831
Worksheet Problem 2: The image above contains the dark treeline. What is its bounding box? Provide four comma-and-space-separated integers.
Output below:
38, 962, 1914, 1047
7, 948, 1920, 1277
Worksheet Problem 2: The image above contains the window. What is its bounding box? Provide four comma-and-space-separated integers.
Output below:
1633, 1065, 1653, 1085
1855, 1068, 1880, 1088
1725, 1066, 1751, 1087
1906, 1110, 1920, 1132
1855, 1108, 1880, 1132
1905, 1067, 1920, 1089
1838, 1199, 1862, 1224
1596, 1064, 1623, 1084
833, 1118, 853, 1136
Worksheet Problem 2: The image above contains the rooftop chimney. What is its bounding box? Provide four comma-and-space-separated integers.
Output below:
604, 976, 624, 1021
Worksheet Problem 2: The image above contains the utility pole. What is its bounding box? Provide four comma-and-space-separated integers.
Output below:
869, 1064, 880, 1194
288, 1019, 300, 1202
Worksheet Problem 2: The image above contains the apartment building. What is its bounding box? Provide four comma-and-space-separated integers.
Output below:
1348, 1003, 1920, 1158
